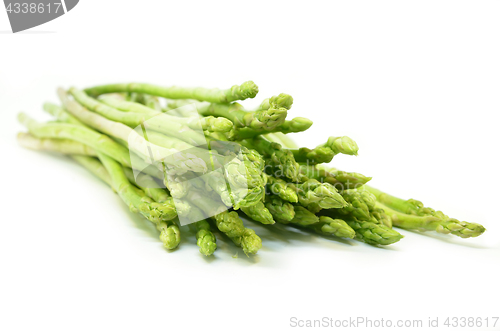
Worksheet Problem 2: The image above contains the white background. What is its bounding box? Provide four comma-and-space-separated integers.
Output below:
1, 1, 499, 330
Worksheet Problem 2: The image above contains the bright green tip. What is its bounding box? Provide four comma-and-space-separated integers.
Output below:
240, 81, 259, 99
197, 233, 217, 256
160, 227, 181, 250
290, 117, 313, 130
214, 117, 234, 132
325, 136, 359, 156
240, 228, 262, 255
270, 93, 294, 110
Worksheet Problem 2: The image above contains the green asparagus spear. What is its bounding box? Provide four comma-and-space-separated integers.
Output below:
17, 132, 97, 156
61, 88, 208, 174
233, 117, 313, 140
265, 132, 298, 149
290, 136, 358, 164
191, 220, 217, 256
325, 210, 403, 245
123, 168, 169, 202
42, 103, 193, 199
376, 202, 485, 238
290, 205, 320, 226
294, 179, 348, 212
45, 100, 197, 198
229, 227, 262, 256
346, 217, 403, 245
300, 165, 372, 190
291, 146, 335, 164
70, 91, 265, 205
336, 189, 377, 222
240, 201, 275, 225
126, 92, 162, 111
308, 216, 356, 239
255, 93, 294, 111
240, 136, 300, 182
69, 87, 208, 146
318, 136, 359, 156
156, 220, 181, 250
264, 195, 295, 223
186, 206, 217, 256
196, 98, 288, 131
366, 186, 486, 238
85, 81, 259, 104
100, 96, 234, 132
18, 113, 163, 179
43, 102, 86, 127
266, 176, 298, 203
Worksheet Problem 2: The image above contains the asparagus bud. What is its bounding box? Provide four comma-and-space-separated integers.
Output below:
241, 201, 275, 225
265, 195, 295, 223
266, 176, 298, 203
295, 179, 348, 211
310, 216, 356, 239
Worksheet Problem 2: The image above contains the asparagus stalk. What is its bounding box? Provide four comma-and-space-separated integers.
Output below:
71, 88, 266, 204
345, 217, 403, 245
43, 102, 197, 199
255, 93, 294, 111
317, 136, 359, 156
308, 216, 356, 239
300, 165, 372, 190
60, 88, 208, 174
240, 136, 300, 182
290, 136, 358, 164
126, 92, 162, 111
291, 146, 335, 164
195, 100, 288, 131
43, 102, 86, 126
156, 220, 181, 250
294, 179, 348, 212
123, 168, 169, 202
337, 189, 377, 222
265, 132, 298, 149
233, 117, 313, 140
376, 202, 485, 238
193, 93, 292, 131
85, 81, 259, 103
264, 195, 295, 223
266, 176, 298, 203
186, 206, 217, 256
69, 87, 208, 147
17, 132, 96, 156
240, 201, 275, 225
191, 220, 218, 256
99, 96, 234, 133
289, 205, 320, 226
41, 104, 192, 198
18, 113, 162, 179
324, 207, 403, 245
366, 186, 486, 238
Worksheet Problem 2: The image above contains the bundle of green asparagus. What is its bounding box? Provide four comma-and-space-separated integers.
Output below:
17, 81, 486, 257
